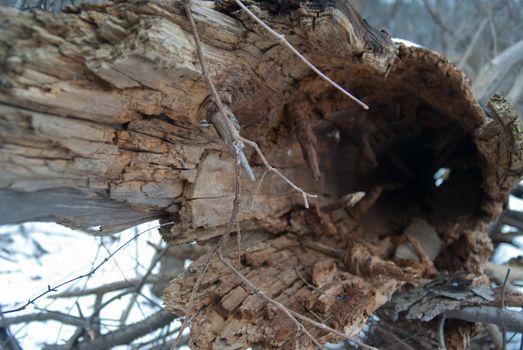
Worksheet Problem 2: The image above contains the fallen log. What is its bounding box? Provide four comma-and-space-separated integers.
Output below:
1, 0, 522, 349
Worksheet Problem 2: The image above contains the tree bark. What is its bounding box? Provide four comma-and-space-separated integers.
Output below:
1, 0, 522, 349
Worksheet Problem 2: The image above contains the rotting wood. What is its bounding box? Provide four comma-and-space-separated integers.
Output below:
1, 0, 523, 349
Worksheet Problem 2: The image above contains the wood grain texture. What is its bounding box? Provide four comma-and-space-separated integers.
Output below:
1, 1, 523, 348
0, 0, 395, 232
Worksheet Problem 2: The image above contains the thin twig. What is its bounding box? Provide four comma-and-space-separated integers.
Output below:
507, 331, 519, 346
287, 309, 377, 350
294, 266, 323, 294
240, 136, 317, 208
247, 168, 268, 208
56, 241, 103, 345
180, 3, 373, 349
86, 289, 140, 328
221, 143, 325, 349
183, 0, 235, 136
438, 315, 447, 350
457, 15, 490, 68
184, 0, 317, 208
63, 245, 103, 349
293, 266, 349, 299
236, 217, 241, 268
169, 316, 192, 350
183, 0, 254, 180
231, 0, 369, 110
170, 144, 243, 350
177, 4, 249, 346
501, 268, 511, 350
0, 222, 175, 316
97, 241, 153, 334
119, 243, 169, 325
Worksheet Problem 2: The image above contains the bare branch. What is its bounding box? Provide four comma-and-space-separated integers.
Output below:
0, 325, 21, 350
501, 268, 511, 350
240, 136, 317, 208
473, 39, 523, 102
231, 0, 369, 110
438, 315, 447, 350
0, 311, 87, 328
421, 0, 456, 38
445, 306, 523, 332
457, 15, 490, 69
0, 221, 175, 316
507, 65, 523, 103
50, 274, 174, 299
501, 209, 523, 231
47, 310, 176, 350
119, 245, 169, 325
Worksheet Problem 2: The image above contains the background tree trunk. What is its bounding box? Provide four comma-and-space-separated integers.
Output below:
1, 0, 522, 349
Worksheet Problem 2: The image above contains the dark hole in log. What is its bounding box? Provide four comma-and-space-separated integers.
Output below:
162, 5, 521, 347
258, 76, 491, 275
309, 93, 482, 230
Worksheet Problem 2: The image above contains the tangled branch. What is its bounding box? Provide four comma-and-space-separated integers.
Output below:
0, 221, 175, 316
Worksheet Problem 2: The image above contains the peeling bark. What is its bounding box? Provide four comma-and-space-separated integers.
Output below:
1, 0, 522, 349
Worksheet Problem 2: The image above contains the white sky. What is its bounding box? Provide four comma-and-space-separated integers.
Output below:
0, 221, 188, 349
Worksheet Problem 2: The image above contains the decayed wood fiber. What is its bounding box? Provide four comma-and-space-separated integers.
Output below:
1, 1, 522, 348
0, 1, 231, 230
164, 235, 404, 349
162, 2, 522, 349
0, 0, 395, 231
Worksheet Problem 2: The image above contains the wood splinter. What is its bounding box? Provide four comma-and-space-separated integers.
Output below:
288, 100, 321, 181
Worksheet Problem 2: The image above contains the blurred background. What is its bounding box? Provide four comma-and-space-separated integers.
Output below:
355, 0, 523, 117
1, 0, 523, 349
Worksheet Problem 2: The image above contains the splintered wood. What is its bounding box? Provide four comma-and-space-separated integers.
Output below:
1, 0, 523, 349
161, 1, 522, 348
164, 236, 402, 349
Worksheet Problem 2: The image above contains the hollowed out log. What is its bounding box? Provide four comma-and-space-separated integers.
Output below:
0, 0, 521, 349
